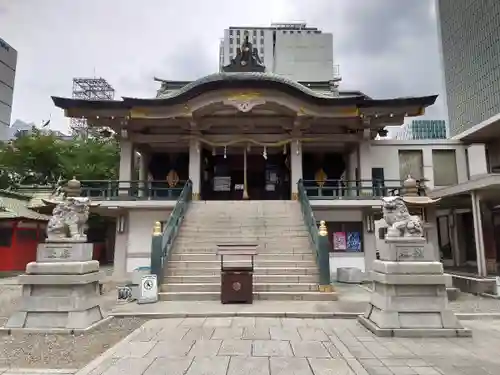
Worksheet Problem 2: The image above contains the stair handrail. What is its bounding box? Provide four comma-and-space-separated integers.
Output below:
297, 179, 331, 290
151, 179, 193, 285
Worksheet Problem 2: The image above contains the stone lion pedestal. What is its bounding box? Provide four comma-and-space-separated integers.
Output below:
358, 195, 471, 338
5, 178, 106, 333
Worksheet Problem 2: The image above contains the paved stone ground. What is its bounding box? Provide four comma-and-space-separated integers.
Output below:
76, 317, 500, 375
0, 270, 145, 370
0, 369, 76, 374
111, 283, 500, 318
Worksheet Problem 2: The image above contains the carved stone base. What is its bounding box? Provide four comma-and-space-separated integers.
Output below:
5, 243, 105, 331
37, 242, 93, 262
192, 192, 201, 201
360, 238, 471, 338
291, 192, 299, 201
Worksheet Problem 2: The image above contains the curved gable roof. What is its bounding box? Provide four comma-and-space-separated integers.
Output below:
134, 72, 354, 106
52, 72, 438, 111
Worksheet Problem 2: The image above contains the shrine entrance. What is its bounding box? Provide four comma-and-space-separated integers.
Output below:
200, 146, 291, 201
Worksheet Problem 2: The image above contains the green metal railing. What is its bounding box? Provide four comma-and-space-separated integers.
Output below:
79, 180, 187, 200
297, 179, 331, 289
302, 179, 404, 199
150, 180, 192, 285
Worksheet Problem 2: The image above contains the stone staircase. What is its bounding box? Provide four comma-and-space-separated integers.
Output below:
160, 200, 337, 301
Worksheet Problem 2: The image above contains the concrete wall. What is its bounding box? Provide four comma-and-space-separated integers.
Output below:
111, 209, 172, 278
369, 140, 468, 189
274, 32, 333, 82
467, 144, 488, 177
312, 208, 376, 277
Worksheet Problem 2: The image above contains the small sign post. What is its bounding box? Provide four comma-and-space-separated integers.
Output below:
138, 274, 158, 304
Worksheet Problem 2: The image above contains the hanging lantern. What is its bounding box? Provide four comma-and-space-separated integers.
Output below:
166, 170, 180, 187
315, 168, 328, 187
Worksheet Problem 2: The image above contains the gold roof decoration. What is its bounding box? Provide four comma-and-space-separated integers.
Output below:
401, 175, 441, 205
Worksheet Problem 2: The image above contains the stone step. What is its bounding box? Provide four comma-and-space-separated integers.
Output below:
166, 266, 319, 276
176, 234, 310, 239
161, 282, 320, 293
171, 246, 314, 254
180, 223, 306, 229
158, 291, 337, 301
169, 253, 316, 262
165, 274, 319, 284
179, 228, 309, 235
167, 260, 316, 269
174, 237, 311, 244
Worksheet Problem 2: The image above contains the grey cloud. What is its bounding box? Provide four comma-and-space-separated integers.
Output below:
1, 0, 446, 131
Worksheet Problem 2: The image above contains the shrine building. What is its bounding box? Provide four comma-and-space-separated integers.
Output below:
50, 36, 492, 297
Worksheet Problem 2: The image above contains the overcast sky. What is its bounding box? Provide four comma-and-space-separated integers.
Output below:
0, 0, 444, 135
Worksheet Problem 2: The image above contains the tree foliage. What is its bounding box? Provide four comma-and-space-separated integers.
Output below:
0, 129, 119, 188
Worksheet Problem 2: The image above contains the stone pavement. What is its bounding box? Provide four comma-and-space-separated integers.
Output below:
111, 283, 500, 319
76, 317, 500, 375
0, 370, 76, 374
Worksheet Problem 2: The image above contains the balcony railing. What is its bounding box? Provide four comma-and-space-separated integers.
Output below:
302, 179, 405, 200
79, 180, 187, 201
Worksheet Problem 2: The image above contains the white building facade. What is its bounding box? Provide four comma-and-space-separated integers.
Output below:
219, 23, 337, 82
0, 37, 17, 132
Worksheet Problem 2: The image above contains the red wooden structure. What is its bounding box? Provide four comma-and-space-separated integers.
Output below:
0, 220, 47, 271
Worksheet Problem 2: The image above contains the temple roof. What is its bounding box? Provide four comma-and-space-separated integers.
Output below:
52, 72, 437, 110
0, 191, 51, 221
221, 34, 266, 73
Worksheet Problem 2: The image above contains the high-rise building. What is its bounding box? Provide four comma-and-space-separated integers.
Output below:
436, 0, 500, 138
394, 120, 447, 140
0, 37, 17, 133
219, 23, 339, 82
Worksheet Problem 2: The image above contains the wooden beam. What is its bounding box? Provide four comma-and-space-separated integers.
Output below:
129, 133, 362, 144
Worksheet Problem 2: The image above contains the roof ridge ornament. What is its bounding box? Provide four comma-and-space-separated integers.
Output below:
222, 33, 266, 73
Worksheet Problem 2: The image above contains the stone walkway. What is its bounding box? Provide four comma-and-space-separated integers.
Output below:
111, 283, 500, 319
0, 370, 76, 374
76, 317, 500, 375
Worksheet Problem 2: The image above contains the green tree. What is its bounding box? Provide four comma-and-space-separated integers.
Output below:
0, 128, 63, 185
58, 136, 120, 181
0, 129, 119, 188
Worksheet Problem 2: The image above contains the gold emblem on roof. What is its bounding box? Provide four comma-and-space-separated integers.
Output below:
226, 92, 262, 101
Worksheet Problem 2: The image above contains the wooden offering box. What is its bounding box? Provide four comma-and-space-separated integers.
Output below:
217, 244, 258, 304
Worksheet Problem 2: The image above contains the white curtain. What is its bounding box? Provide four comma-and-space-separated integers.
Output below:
433, 150, 458, 186
398, 150, 423, 180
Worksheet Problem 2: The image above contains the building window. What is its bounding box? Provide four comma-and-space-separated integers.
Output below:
0, 226, 13, 247
398, 150, 424, 180
432, 150, 458, 186
229, 30, 233, 36
236, 30, 240, 35
260, 30, 264, 36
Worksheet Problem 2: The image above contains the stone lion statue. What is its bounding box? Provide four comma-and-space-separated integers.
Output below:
46, 197, 90, 242
381, 196, 424, 238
